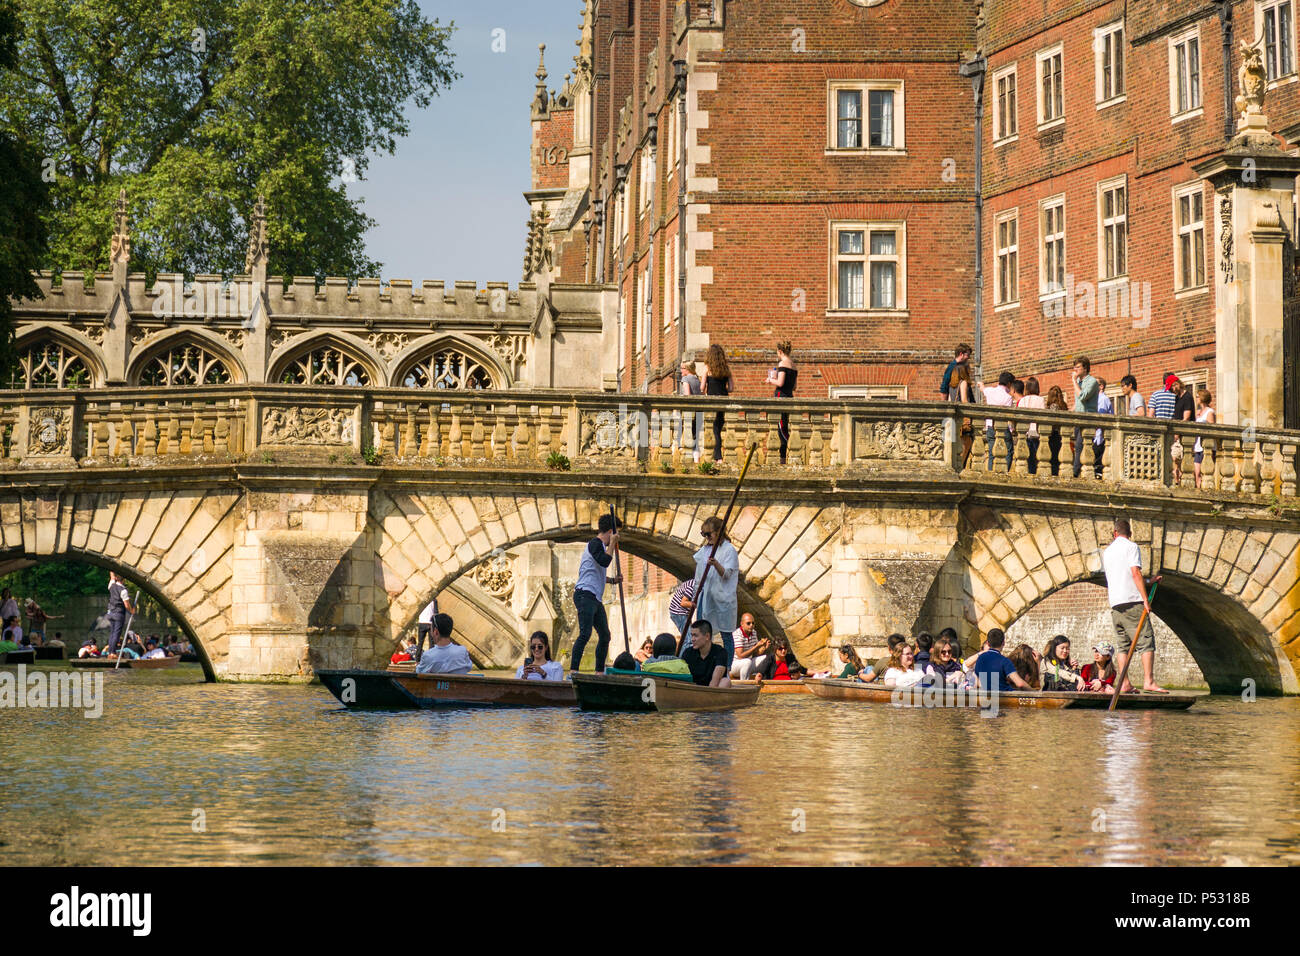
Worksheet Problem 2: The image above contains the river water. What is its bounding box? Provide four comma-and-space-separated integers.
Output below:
2, 663, 1297, 866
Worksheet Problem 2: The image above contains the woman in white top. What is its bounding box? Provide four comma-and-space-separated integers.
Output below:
1018, 376, 1048, 475
882, 643, 933, 688
1193, 389, 1216, 489
516, 631, 566, 681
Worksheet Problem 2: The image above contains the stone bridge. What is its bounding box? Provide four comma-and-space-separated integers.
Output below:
1, 385, 1298, 693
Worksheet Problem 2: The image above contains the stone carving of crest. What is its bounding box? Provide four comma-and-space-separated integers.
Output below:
474, 553, 515, 600
579, 410, 637, 455
262, 406, 356, 446
854, 420, 943, 461
27, 407, 70, 456
1235, 40, 1267, 125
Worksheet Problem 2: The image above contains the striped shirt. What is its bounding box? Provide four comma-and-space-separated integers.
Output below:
1149, 388, 1177, 419
668, 578, 696, 615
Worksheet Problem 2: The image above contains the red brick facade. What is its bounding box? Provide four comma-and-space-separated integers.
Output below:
529, 0, 1300, 412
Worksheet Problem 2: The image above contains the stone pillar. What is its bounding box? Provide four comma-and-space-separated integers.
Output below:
1193, 48, 1300, 429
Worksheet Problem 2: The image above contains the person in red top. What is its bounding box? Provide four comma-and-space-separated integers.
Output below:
390, 636, 417, 664
1081, 641, 1117, 693
754, 636, 804, 681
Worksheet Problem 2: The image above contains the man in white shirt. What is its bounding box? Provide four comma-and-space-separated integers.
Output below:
1101, 517, 1165, 694
415, 597, 438, 660
980, 371, 1016, 471
416, 612, 474, 675
729, 613, 766, 679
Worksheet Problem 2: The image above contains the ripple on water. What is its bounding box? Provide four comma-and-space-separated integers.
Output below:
1, 671, 1297, 865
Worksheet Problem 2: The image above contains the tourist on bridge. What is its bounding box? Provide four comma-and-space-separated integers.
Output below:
104, 572, 137, 656
1070, 356, 1100, 478
1149, 375, 1177, 420
416, 612, 472, 675
693, 516, 740, 664
679, 361, 704, 463
952, 363, 976, 466
980, 371, 1016, 471
568, 513, 623, 675
703, 345, 734, 464
517, 631, 565, 681
1102, 518, 1166, 694
1194, 389, 1216, 489
939, 342, 972, 401
766, 341, 798, 464
1120, 375, 1146, 417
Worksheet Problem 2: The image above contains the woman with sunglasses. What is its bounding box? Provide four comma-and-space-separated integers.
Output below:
516, 630, 566, 681
692, 515, 740, 663
930, 636, 965, 686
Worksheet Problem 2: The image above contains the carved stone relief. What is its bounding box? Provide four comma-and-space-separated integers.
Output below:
261, 406, 356, 446
853, 420, 943, 461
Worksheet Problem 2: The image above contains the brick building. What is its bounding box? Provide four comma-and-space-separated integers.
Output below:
527, 0, 1300, 424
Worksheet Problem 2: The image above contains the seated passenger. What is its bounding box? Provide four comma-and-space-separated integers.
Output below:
390, 636, 418, 664
517, 631, 566, 680
142, 640, 168, 660
416, 613, 473, 675
1081, 642, 1118, 693
753, 636, 804, 681
641, 633, 691, 677
914, 632, 934, 672
1040, 635, 1085, 691
609, 651, 640, 672
882, 643, 931, 688
1006, 643, 1041, 690
681, 619, 730, 687
836, 643, 865, 679
930, 636, 965, 685
972, 628, 1032, 692
634, 637, 654, 664
78, 640, 100, 658
1, 615, 22, 648
114, 644, 140, 660
47, 632, 65, 648
868, 633, 910, 682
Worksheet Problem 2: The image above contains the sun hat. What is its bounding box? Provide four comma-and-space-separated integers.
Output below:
1093, 640, 1116, 656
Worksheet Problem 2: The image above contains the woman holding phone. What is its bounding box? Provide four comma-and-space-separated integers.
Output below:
517, 631, 565, 681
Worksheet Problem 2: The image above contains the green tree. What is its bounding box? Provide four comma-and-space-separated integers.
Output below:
0, 0, 50, 381
0, 0, 458, 279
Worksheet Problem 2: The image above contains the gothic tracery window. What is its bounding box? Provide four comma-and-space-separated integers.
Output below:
16, 341, 92, 389
138, 343, 233, 386
278, 345, 371, 387
400, 348, 494, 389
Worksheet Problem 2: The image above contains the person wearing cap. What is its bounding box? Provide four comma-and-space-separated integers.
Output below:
78, 639, 100, 659
1081, 641, 1118, 692
141, 639, 167, 660
1101, 516, 1166, 693
1149, 374, 1178, 420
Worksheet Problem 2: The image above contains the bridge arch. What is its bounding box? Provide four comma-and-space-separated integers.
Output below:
365, 489, 842, 668
958, 508, 1300, 693
268, 332, 382, 387
389, 333, 510, 389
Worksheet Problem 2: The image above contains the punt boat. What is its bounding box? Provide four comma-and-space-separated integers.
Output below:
805, 678, 1197, 710
1, 649, 35, 665
734, 678, 809, 694
67, 655, 182, 669
317, 668, 577, 709
34, 646, 66, 660
571, 671, 761, 713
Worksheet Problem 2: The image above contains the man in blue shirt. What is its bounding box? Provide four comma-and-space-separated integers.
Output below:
973, 628, 1032, 692
568, 513, 623, 675
939, 342, 972, 400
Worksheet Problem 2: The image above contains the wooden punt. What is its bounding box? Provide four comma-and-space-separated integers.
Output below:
805, 678, 1196, 710
734, 678, 809, 694
572, 672, 761, 713
317, 668, 576, 709
1, 649, 35, 665
67, 655, 181, 669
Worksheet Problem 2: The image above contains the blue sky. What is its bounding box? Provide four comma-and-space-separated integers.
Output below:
355, 2, 580, 286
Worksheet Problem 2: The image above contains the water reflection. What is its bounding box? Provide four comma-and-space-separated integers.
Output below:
0, 665, 1297, 865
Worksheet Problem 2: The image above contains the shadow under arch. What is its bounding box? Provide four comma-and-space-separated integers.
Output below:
397, 525, 790, 658
0, 548, 216, 682
1002, 571, 1292, 695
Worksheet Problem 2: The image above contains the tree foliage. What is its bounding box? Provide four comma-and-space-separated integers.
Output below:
0, 0, 50, 379
0, 0, 458, 279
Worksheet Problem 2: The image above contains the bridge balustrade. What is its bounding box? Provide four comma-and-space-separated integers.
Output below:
1, 386, 1296, 500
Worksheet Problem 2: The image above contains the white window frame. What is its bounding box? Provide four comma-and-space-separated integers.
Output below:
827, 80, 906, 154
1036, 43, 1065, 130
1173, 182, 1208, 295
1259, 1, 1298, 86
829, 385, 908, 400
1097, 176, 1128, 283
1094, 21, 1126, 107
994, 208, 1020, 308
1039, 195, 1066, 301
828, 220, 908, 314
1169, 28, 1203, 121
992, 64, 1019, 144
